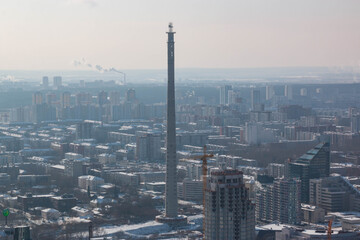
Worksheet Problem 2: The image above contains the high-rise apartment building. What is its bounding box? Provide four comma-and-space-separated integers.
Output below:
220, 85, 232, 105
288, 142, 330, 203
126, 89, 136, 102
110, 91, 121, 105
98, 91, 108, 106
267, 163, 285, 178
265, 85, 275, 100
285, 85, 293, 100
53, 76, 62, 88
32, 92, 43, 105
227, 90, 242, 105
42, 76, 49, 88
135, 131, 161, 162
61, 92, 71, 108
351, 114, 360, 133
46, 93, 57, 106
273, 178, 301, 224
76, 92, 92, 106
256, 178, 301, 225
251, 89, 261, 111
76, 122, 93, 140
204, 168, 255, 240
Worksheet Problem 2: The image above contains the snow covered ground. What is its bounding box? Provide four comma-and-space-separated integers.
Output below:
97, 214, 203, 239
101, 221, 170, 237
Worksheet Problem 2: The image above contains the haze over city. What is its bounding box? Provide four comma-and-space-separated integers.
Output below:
1, 0, 360, 70
0, 1, 360, 240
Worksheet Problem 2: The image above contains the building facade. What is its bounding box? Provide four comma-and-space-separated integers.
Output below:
288, 142, 330, 203
205, 168, 255, 240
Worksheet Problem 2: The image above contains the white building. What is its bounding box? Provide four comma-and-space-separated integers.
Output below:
245, 122, 277, 145
78, 175, 105, 192
177, 178, 203, 201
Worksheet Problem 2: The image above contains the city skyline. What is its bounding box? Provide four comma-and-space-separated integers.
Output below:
1, 0, 360, 70
1, 1, 360, 239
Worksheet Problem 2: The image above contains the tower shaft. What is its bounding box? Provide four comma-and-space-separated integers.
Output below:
165, 23, 177, 218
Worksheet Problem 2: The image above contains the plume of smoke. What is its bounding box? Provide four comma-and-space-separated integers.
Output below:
73, 58, 126, 84
73, 58, 124, 74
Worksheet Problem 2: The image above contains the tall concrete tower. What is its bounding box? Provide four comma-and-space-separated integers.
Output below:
156, 23, 187, 225
165, 22, 177, 218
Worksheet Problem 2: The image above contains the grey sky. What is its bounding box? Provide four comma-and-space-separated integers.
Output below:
0, 0, 359, 70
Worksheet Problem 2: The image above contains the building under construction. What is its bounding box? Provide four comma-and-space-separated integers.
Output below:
204, 168, 255, 240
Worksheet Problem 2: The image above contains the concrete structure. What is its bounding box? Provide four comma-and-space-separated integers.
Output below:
205, 168, 255, 240
78, 175, 105, 192
156, 23, 187, 225
164, 22, 177, 218
309, 175, 360, 212
301, 204, 325, 223
177, 179, 203, 201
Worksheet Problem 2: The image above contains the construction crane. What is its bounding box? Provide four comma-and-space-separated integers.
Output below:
190, 145, 214, 239
327, 218, 333, 240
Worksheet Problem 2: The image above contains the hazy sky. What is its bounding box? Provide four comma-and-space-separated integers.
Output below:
0, 0, 360, 70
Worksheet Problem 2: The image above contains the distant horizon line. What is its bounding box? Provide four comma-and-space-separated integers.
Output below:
0, 66, 353, 72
